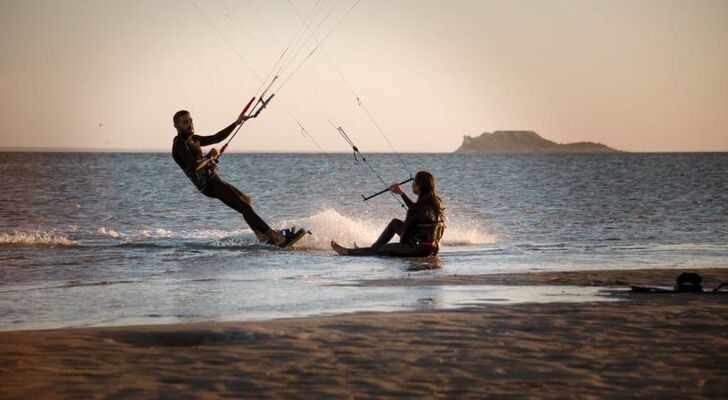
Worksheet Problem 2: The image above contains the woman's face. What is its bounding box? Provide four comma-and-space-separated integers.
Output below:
412, 180, 420, 195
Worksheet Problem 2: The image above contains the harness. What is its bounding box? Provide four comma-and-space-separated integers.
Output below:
412, 221, 445, 248
173, 135, 216, 193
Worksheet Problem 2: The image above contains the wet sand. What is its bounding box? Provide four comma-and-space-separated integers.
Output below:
1, 268, 726, 399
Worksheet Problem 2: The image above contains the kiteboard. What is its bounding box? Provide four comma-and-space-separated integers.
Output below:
629, 285, 678, 293
629, 284, 727, 294
275, 227, 310, 250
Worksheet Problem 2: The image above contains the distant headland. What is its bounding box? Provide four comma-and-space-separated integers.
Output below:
454, 131, 621, 154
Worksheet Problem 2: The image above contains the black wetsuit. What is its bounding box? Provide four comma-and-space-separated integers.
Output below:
347, 193, 445, 257
172, 124, 271, 234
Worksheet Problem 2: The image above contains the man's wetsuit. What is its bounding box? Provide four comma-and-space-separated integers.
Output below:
172, 123, 272, 235
346, 193, 445, 257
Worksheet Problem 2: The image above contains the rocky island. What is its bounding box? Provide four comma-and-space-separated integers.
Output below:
454, 131, 621, 154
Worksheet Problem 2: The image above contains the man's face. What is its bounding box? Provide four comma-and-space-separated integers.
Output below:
174, 113, 194, 135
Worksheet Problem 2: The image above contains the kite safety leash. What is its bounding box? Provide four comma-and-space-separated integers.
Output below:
248, 76, 278, 119
336, 125, 409, 208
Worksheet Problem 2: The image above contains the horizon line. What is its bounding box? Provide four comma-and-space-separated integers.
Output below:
1, 147, 727, 155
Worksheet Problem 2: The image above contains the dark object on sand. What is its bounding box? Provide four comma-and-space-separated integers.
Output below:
675, 272, 703, 292
629, 272, 727, 294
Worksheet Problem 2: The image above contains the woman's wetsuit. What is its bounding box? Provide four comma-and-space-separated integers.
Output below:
346, 193, 445, 257
172, 124, 271, 234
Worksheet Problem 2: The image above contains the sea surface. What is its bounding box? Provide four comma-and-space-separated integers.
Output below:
1, 152, 726, 331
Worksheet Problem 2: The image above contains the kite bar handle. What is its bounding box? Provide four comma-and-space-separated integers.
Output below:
362, 176, 414, 201
239, 96, 257, 118
249, 94, 275, 118
219, 96, 257, 155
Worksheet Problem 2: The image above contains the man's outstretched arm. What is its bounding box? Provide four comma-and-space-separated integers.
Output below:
198, 114, 249, 147
197, 122, 237, 147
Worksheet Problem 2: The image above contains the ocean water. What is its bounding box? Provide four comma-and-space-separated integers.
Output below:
1, 152, 726, 331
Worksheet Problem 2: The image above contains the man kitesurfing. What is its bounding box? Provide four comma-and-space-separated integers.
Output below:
171, 109, 303, 248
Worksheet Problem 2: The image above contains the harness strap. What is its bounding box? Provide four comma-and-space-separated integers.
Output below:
413, 221, 446, 247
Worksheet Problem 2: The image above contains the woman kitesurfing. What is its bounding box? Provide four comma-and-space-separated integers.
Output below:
331, 171, 445, 257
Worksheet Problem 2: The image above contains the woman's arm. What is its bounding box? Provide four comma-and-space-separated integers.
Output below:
389, 183, 415, 207
400, 193, 414, 208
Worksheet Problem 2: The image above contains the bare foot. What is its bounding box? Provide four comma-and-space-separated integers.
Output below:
254, 231, 270, 242
269, 229, 285, 246
258, 229, 284, 246
330, 240, 349, 255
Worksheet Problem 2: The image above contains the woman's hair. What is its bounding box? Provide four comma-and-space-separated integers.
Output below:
414, 171, 444, 221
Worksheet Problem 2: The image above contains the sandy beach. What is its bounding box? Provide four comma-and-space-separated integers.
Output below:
1, 268, 726, 399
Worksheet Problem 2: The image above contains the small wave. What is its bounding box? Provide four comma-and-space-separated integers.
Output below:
517, 243, 568, 251
0, 231, 77, 247
58, 280, 136, 289
210, 234, 259, 248
97, 227, 123, 238
117, 242, 176, 249
97, 226, 177, 240
96, 226, 248, 244
3, 280, 138, 293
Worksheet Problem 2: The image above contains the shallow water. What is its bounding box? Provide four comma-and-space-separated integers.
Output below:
1, 152, 726, 330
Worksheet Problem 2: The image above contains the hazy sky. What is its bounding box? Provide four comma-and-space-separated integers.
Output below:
1, 0, 727, 152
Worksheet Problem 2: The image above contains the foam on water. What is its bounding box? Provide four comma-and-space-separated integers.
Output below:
97, 227, 123, 238
0, 231, 77, 247
442, 214, 499, 246
210, 232, 260, 247
96, 226, 249, 242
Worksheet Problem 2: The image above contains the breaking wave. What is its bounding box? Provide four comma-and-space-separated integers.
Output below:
0, 231, 78, 247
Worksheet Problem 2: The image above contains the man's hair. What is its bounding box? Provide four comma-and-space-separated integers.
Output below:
173, 110, 190, 125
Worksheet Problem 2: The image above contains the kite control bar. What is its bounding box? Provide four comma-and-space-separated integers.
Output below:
248, 75, 278, 119
361, 176, 414, 202
219, 96, 257, 155
248, 93, 275, 118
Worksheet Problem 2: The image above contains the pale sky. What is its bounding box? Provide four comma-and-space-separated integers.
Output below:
1, 0, 727, 152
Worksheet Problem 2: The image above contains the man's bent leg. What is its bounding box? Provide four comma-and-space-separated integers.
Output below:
208, 177, 272, 234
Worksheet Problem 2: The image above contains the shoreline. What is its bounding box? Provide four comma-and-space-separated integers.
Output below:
350, 267, 728, 288
1, 268, 726, 398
